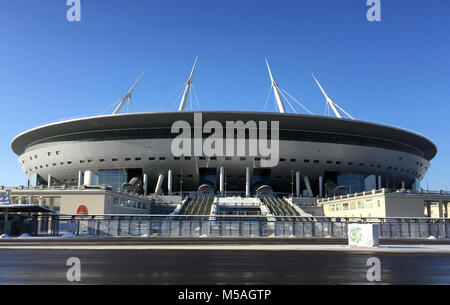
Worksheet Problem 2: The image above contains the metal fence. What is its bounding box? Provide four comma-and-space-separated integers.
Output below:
20, 214, 450, 239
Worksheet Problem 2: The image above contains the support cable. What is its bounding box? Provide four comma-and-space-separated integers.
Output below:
280, 88, 314, 115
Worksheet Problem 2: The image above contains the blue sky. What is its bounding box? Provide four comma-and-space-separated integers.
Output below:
0, 0, 449, 189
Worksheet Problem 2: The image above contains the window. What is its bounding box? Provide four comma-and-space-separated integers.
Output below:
240, 157, 246, 161
125, 158, 131, 161
148, 157, 155, 161
99, 159, 105, 162
358, 200, 364, 209
225, 157, 232, 160
304, 159, 310, 163
290, 159, 296, 162
159, 157, 166, 160
314, 160, 320, 164
79, 160, 85, 164
135, 158, 141, 161
112, 158, 118, 162
336, 161, 341, 165
280, 158, 286, 162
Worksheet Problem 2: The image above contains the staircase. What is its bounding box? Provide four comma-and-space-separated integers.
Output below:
261, 197, 301, 217
179, 196, 215, 219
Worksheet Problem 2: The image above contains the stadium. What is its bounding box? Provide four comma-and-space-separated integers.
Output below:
10, 59, 437, 214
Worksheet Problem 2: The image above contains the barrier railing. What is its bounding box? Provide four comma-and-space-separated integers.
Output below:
13, 214, 450, 239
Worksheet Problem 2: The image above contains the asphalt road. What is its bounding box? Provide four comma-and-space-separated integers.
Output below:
1, 244, 450, 284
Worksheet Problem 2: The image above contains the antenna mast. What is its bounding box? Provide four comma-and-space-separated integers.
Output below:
113, 71, 146, 115
265, 58, 286, 113
178, 57, 198, 111
312, 74, 354, 120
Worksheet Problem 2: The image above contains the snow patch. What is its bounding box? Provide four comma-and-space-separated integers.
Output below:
18, 233, 32, 238
0, 234, 11, 239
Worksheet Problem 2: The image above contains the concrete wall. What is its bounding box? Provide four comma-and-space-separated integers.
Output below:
60, 194, 106, 215
385, 196, 424, 217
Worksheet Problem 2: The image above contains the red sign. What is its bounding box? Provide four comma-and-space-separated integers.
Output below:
77, 205, 88, 216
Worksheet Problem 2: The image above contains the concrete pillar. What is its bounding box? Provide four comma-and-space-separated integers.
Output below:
47, 174, 52, 188
426, 201, 432, 218
319, 176, 323, 198
84, 170, 97, 186
3, 209, 8, 235
143, 174, 148, 195
445, 202, 449, 218
402, 181, 406, 189
245, 167, 250, 198
78, 171, 83, 188
438, 200, 444, 218
219, 167, 225, 197
296, 171, 301, 197
412, 178, 420, 191
378, 175, 382, 190
38, 196, 44, 207
154, 174, 164, 195
168, 170, 173, 195
303, 176, 313, 197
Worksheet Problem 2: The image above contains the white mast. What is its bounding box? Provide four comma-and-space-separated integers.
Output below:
113, 71, 146, 115
312, 74, 355, 120
178, 57, 198, 112
265, 58, 286, 113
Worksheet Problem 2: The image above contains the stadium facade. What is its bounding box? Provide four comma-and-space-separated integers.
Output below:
11, 59, 437, 200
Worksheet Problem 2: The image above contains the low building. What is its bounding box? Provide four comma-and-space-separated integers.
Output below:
0, 185, 157, 216
318, 189, 450, 218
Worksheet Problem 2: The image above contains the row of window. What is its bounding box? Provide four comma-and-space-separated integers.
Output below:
329, 199, 382, 212
24, 155, 424, 179
24, 127, 427, 158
